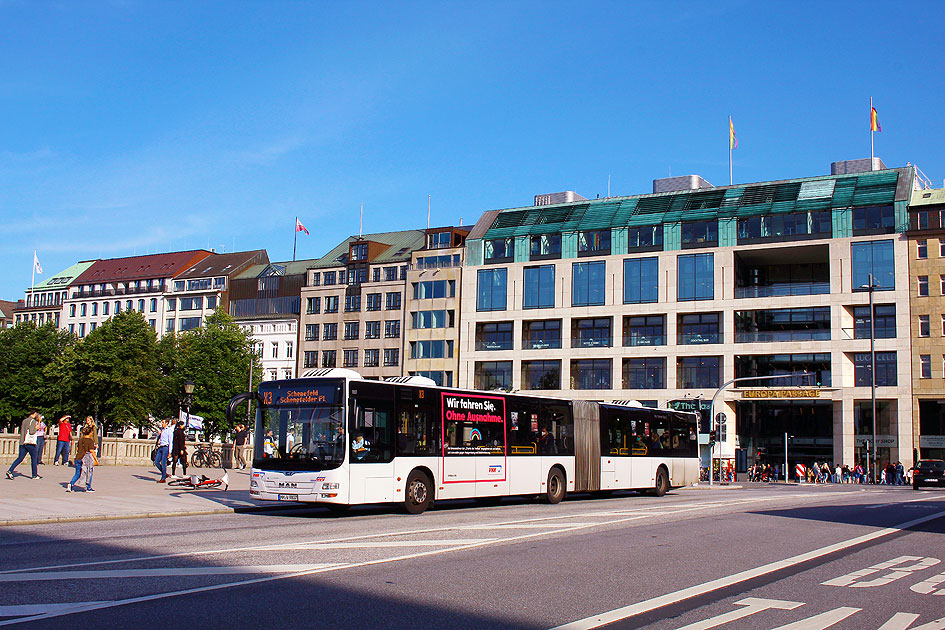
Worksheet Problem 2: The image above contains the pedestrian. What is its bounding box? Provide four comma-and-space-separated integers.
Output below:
171, 420, 188, 477
896, 461, 905, 486
34, 415, 48, 465
233, 424, 248, 469
6, 411, 42, 480
263, 429, 275, 458
155, 420, 174, 482
67, 425, 97, 492
54, 415, 72, 466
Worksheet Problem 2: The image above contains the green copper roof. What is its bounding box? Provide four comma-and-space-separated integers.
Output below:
27, 260, 96, 291
483, 168, 909, 239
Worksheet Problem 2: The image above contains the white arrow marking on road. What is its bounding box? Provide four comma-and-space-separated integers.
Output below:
0, 565, 338, 582
675, 597, 803, 630
768, 607, 860, 629
878, 613, 922, 630
821, 556, 940, 588
911, 571, 945, 595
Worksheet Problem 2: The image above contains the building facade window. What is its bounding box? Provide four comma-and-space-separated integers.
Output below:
179, 317, 201, 331
412, 280, 454, 300
852, 205, 895, 235
383, 348, 399, 367
678, 253, 714, 301
286, 341, 293, 359
322, 350, 336, 368
323, 271, 336, 285
343, 349, 358, 367
853, 352, 897, 386
572, 317, 612, 348
384, 320, 400, 338
475, 361, 512, 390
477, 268, 508, 311
325, 296, 339, 313
305, 324, 319, 341
411, 310, 453, 329
920, 355, 931, 379
737, 211, 832, 243
385, 292, 402, 310
918, 240, 928, 259
323, 323, 338, 340
365, 321, 380, 339
484, 238, 514, 263
627, 225, 662, 251
150, 298, 157, 312
271, 341, 279, 358
523, 265, 555, 309
366, 293, 381, 311
307, 297, 321, 314
623, 315, 666, 347
344, 321, 360, 340
622, 358, 666, 389
918, 276, 929, 297
853, 305, 896, 339
623, 257, 658, 304
522, 319, 561, 350
678, 312, 722, 345
681, 220, 718, 247
476, 321, 513, 351
521, 360, 560, 390
677, 356, 721, 389
411, 340, 453, 359
578, 230, 611, 256
570, 359, 612, 390
303, 351, 317, 369
851, 240, 895, 291
572, 261, 605, 306
364, 349, 379, 367
920, 314, 931, 337
165, 319, 175, 333
529, 234, 561, 260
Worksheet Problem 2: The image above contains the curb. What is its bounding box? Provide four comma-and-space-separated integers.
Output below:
0, 503, 315, 527
686, 483, 744, 490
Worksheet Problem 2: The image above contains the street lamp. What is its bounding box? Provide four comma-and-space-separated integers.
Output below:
857, 273, 879, 485
183, 379, 195, 428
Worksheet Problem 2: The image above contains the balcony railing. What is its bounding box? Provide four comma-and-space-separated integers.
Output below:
734, 282, 830, 299
476, 340, 513, 351
734, 330, 831, 343
572, 335, 613, 348
622, 335, 666, 347
678, 332, 721, 345
523, 338, 562, 350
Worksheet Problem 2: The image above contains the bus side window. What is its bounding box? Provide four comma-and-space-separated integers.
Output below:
398, 410, 430, 456
353, 404, 394, 463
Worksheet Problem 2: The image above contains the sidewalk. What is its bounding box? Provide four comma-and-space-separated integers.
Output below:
1, 463, 290, 526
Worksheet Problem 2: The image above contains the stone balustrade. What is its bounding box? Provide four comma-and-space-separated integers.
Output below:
0, 434, 253, 467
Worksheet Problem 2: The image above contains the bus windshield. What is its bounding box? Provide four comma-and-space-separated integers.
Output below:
255, 379, 346, 471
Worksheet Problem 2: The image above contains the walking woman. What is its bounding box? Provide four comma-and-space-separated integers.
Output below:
67, 425, 96, 492
171, 420, 188, 477
34, 415, 47, 466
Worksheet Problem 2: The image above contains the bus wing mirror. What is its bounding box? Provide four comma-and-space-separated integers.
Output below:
226, 392, 263, 425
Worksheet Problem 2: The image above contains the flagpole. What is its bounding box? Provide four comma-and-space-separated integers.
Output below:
30, 250, 36, 311
293, 216, 298, 262
870, 97, 874, 171
729, 116, 733, 186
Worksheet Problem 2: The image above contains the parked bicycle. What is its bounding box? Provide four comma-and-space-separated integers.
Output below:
190, 443, 223, 468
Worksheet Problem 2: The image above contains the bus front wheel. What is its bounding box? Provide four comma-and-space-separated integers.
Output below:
653, 467, 670, 497
544, 468, 566, 504
404, 471, 433, 514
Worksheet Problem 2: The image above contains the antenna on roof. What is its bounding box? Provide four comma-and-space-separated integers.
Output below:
359, 203, 363, 239
427, 195, 431, 229
608, 174, 611, 198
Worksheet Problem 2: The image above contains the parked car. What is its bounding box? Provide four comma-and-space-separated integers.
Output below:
912, 459, 945, 490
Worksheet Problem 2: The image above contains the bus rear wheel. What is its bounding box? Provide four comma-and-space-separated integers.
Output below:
544, 468, 566, 504
653, 467, 670, 497
404, 471, 433, 514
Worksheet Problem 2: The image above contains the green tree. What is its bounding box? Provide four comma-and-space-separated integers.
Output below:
173, 310, 260, 440
0, 321, 77, 429
57, 311, 161, 434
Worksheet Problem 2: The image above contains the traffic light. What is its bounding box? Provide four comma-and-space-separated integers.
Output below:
709, 430, 717, 445
716, 412, 727, 442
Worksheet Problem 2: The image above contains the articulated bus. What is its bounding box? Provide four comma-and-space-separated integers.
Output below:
226, 368, 699, 514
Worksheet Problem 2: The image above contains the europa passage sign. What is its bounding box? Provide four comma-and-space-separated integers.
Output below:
441, 393, 507, 456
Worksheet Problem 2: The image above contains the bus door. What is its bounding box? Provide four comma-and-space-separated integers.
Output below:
348, 382, 396, 504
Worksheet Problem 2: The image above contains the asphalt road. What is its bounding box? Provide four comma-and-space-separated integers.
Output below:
1, 484, 944, 629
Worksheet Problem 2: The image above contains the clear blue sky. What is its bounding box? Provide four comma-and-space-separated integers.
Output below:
2, 1, 942, 301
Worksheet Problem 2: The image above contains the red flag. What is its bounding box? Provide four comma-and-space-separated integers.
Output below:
295, 218, 309, 235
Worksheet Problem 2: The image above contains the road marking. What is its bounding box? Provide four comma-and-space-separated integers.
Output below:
287, 539, 495, 549
878, 613, 922, 630
0, 603, 111, 617
675, 597, 803, 630
822, 556, 940, 588
548, 507, 945, 630
0, 565, 338, 582
462, 522, 607, 529
768, 607, 860, 629
1, 496, 773, 576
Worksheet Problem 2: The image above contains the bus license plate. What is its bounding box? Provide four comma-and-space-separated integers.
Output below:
278, 494, 299, 501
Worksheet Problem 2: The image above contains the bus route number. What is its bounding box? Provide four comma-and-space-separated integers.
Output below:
262, 392, 272, 405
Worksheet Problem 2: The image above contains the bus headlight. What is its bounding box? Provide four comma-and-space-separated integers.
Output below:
322, 482, 340, 490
